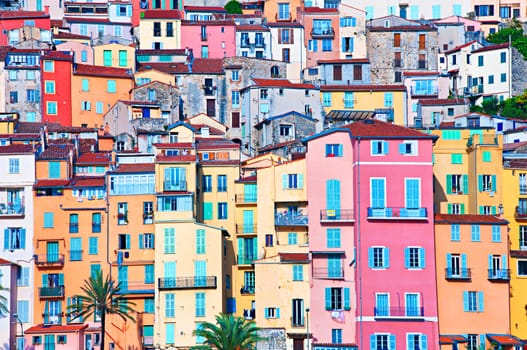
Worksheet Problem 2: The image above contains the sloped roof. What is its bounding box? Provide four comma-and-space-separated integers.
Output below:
435, 214, 507, 224
342, 119, 433, 138
38, 144, 75, 160
74, 64, 133, 78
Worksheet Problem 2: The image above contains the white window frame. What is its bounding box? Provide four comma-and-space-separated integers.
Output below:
400, 140, 418, 155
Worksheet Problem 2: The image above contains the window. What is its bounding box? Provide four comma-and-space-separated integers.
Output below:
333, 64, 342, 81
308, 39, 318, 52
325, 287, 350, 310
17, 267, 29, 286
265, 234, 273, 247
278, 3, 290, 20
43, 60, 54, 72
292, 265, 303, 281
26, 89, 39, 103
166, 22, 173, 37
118, 234, 130, 249
322, 39, 332, 51
520, 227, 527, 249
139, 233, 154, 249
92, 213, 102, 233
165, 293, 175, 317
518, 260, 527, 276
371, 334, 395, 350
325, 144, 342, 157
44, 212, 54, 228
218, 202, 228, 219
4, 228, 26, 250
103, 50, 112, 66
395, 71, 402, 83
447, 174, 467, 194
407, 334, 428, 350
451, 224, 460, 241
232, 91, 240, 108
9, 158, 19, 174
463, 291, 484, 312
326, 228, 341, 248
501, 73, 507, 82
201, 45, 209, 58
471, 225, 480, 242
164, 228, 175, 254
195, 292, 206, 317
370, 178, 386, 209
405, 247, 425, 269
332, 329, 342, 344
344, 92, 354, 108
323, 92, 332, 107
288, 232, 298, 245
467, 334, 478, 350
69, 214, 79, 233
264, 307, 280, 318
89, 237, 98, 255
202, 175, 212, 192
399, 141, 417, 155
283, 174, 303, 189
475, 4, 494, 16
153, 22, 161, 36
292, 299, 304, 327
107, 80, 116, 93
217, 175, 227, 192
260, 89, 268, 99
231, 70, 239, 81
384, 92, 393, 107
45, 81, 55, 94
81, 101, 91, 111
117, 202, 128, 225
500, 51, 506, 63
81, 79, 89, 92
369, 247, 389, 268
451, 154, 463, 164
9, 91, 18, 103
393, 33, 401, 47
405, 293, 420, 316
282, 48, 290, 62
478, 174, 495, 192
371, 140, 389, 155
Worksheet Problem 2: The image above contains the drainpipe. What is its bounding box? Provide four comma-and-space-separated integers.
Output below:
105, 169, 112, 280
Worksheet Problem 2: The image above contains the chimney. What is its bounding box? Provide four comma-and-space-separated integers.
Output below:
44, 5, 50, 14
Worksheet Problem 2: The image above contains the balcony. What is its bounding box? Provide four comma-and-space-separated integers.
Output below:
0, 203, 24, 216
466, 134, 498, 147
311, 28, 335, 39
163, 181, 187, 192
410, 86, 438, 96
117, 211, 128, 225
320, 209, 354, 223
275, 213, 308, 226
238, 254, 257, 265
158, 276, 217, 290
35, 254, 65, 267
143, 212, 154, 224
488, 269, 510, 281
367, 207, 427, 220
374, 306, 424, 318
235, 194, 257, 204
69, 250, 83, 261
516, 207, 527, 220
445, 268, 471, 280
291, 320, 305, 328
39, 286, 65, 299
236, 224, 256, 234
116, 281, 155, 294
312, 267, 344, 279
240, 285, 254, 295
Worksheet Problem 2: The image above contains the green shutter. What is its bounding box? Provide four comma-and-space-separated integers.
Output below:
462, 175, 468, 193
203, 202, 213, 220
325, 288, 331, 310
446, 175, 452, 194
344, 288, 351, 310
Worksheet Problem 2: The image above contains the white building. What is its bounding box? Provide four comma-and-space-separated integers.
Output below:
236, 24, 272, 60
268, 22, 306, 83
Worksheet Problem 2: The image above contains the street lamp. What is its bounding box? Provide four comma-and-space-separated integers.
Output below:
12, 313, 24, 350
305, 308, 310, 350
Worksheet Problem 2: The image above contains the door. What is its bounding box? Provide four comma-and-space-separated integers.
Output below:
46, 242, 59, 263
195, 260, 207, 287
244, 184, 257, 202
293, 339, 304, 350
206, 99, 216, 117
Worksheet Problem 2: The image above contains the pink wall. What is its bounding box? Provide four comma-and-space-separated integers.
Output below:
352, 135, 439, 348
306, 129, 357, 344
180, 22, 236, 58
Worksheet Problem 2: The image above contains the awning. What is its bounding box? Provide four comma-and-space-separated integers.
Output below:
486, 334, 524, 346
439, 335, 467, 345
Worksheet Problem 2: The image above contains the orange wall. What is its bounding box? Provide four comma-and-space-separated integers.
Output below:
263, 0, 303, 22
36, 160, 69, 180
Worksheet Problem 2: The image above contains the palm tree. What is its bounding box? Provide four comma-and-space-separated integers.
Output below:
0, 283, 8, 316
193, 313, 263, 350
68, 270, 136, 350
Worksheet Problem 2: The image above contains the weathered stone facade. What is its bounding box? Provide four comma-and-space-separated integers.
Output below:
132, 80, 180, 123
255, 111, 317, 151
511, 46, 527, 97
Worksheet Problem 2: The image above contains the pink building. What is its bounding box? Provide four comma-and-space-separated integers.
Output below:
305, 127, 357, 349
348, 120, 439, 349
306, 120, 440, 350
299, 7, 340, 68
180, 19, 236, 59
23, 323, 101, 350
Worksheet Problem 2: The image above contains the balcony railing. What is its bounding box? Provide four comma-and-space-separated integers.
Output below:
116, 281, 155, 294
445, 268, 471, 280
488, 269, 510, 281
311, 28, 335, 38
143, 213, 154, 224
69, 250, 83, 261
0, 203, 24, 216
163, 181, 187, 192
521, 184, 527, 195
275, 213, 308, 226
236, 224, 256, 234
35, 254, 65, 266
312, 267, 344, 279
39, 286, 65, 299
367, 207, 427, 220
235, 194, 257, 204
374, 306, 424, 318
320, 209, 354, 222
411, 86, 438, 96
238, 255, 257, 265
240, 285, 254, 294
516, 207, 527, 220
158, 276, 217, 290
467, 134, 498, 147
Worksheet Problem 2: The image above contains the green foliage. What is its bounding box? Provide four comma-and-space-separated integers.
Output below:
193, 313, 264, 350
68, 270, 136, 350
471, 90, 527, 119
487, 19, 527, 58
224, 0, 242, 14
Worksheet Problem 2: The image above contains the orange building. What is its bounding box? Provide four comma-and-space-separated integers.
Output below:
71, 64, 134, 129
435, 214, 519, 350
263, 0, 303, 22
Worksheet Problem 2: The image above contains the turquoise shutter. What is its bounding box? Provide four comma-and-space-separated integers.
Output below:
398, 143, 405, 154
492, 175, 496, 191
164, 262, 176, 278
42, 274, 48, 287
383, 141, 389, 154
421, 335, 428, 350
446, 175, 452, 194
344, 288, 350, 310
243, 210, 254, 233
463, 291, 469, 311
276, 308, 280, 318
502, 254, 507, 270
447, 203, 452, 214
404, 248, 409, 268
480, 335, 486, 348
461, 254, 467, 277
389, 334, 396, 350
326, 179, 341, 210
479, 206, 484, 215
368, 247, 374, 268
478, 291, 484, 311
20, 229, 26, 249
66, 298, 71, 322
44, 301, 49, 323
491, 206, 496, 215
478, 175, 483, 191
488, 255, 492, 272
203, 202, 213, 220
298, 174, 304, 188
370, 335, 376, 350
325, 288, 331, 310
462, 175, 468, 192
446, 254, 451, 272
420, 248, 425, 268
406, 179, 419, 208
408, 334, 414, 350
125, 234, 130, 249
282, 174, 287, 189
3, 228, 8, 249
59, 273, 64, 285
139, 234, 144, 249
384, 248, 390, 268
460, 204, 465, 214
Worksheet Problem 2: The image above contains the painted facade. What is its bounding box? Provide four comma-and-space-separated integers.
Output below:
41, 52, 73, 126
138, 10, 182, 50
180, 20, 236, 59
93, 43, 135, 70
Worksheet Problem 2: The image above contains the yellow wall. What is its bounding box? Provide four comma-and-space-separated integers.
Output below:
35, 159, 69, 180
93, 43, 135, 69
134, 69, 175, 86
139, 19, 181, 50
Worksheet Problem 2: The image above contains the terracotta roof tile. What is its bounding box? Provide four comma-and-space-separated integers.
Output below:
197, 139, 239, 149
74, 63, 133, 78
42, 50, 74, 61
504, 158, 527, 168
435, 214, 507, 224
472, 42, 509, 53
70, 176, 105, 188
403, 71, 439, 76
318, 58, 369, 64
110, 163, 155, 173
38, 144, 75, 159
279, 253, 309, 263
303, 7, 338, 13
136, 48, 187, 55
444, 40, 478, 55
236, 24, 270, 31
486, 334, 524, 346
419, 98, 468, 106
154, 142, 194, 148
184, 6, 226, 12
34, 179, 70, 188
182, 19, 235, 26
141, 58, 224, 74
156, 154, 197, 162
201, 160, 240, 165
65, 17, 114, 24
251, 78, 315, 89
141, 9, 182, 19
0, 10, 49, 19
26, 324, 88, 334
15, 122, 45, 133
342, 119, 433, 138
76, 152, 111, 165
321, 84, 406, 92
267, 21, 303, 28
53, 32, 91, 40
368, 24, 436, 32
0, 144, 35, 154
0, 258, 16, 265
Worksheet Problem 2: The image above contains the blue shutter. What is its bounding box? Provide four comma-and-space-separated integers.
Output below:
42, 274, 48, 287
344, 288, 350, 310
166, 324, 175, 344
407, 334, 414, 350
480, 335, 486, 348
478, 175, 483, 191
462, 175, 468, 193
276, 308, 280, 318
368, 247, 374, 268
298, 174, 304, 188
404, 248, 409, 268
139, 234, 144, 249
389, 334, 396, 350
383, 141, 389, 154
399, 143, 405, 154
20, 229, 26, 249
461, 254, 467, 277
282, 174, 287, 189
463, 291, 469, 312
326, 179, 341, 210
420, 248, 425, 268
370, 335, 376, 350
421, 334, 428, 350
478, 291, 484, 311
502, 254, 508, 270
125, 234, 130, 249
492, 175, 496, 191
488, 255, 492, 272
446, 253, 452, 272
325, 288, 331, 310
3, 228, 8, 249
384, 248, 390, 268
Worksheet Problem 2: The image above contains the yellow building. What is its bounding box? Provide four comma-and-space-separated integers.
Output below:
153, 122, 227, 348
431, 127, 503, 215
319, 85, 407, 125
93, 43, 135, 70
134, 68, 176, 86
503, 157, 527, 337
138, 10, 182, 50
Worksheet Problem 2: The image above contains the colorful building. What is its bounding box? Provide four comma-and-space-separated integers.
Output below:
435, 214, 516, 350
93, 43, 135, 70
138, 10, 182, 50
41, 51, 74, 126
180, 20, 236, 59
